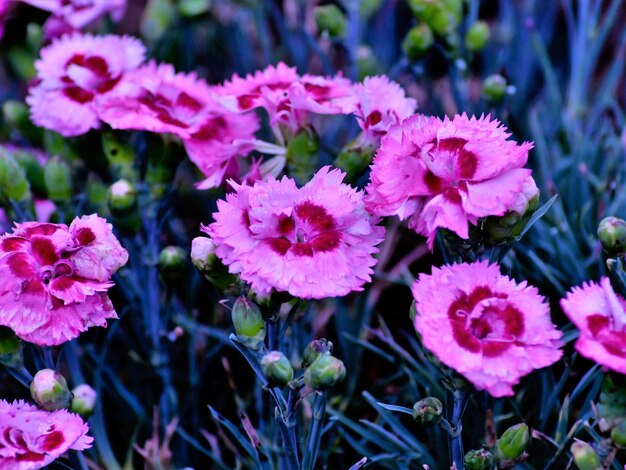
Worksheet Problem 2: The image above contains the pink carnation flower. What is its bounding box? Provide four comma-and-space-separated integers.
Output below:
204, 166, 385, 298
98, 62, 259, 189
0, 399, 92, 469
27, 33, 145, 137
365, 114, 534, 248
561, 277, 626, 373
0, 214, 128, 345
412, 262, 562, 397
0, 0, 10, 41
21, 0, 126, 29
219, 62, 353, 132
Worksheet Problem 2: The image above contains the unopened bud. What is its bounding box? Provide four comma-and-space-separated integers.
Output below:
598, 217, 626, 256
611, 420, 626, 447
571, 441, 602, 470
334, 143, 375, 181
495, 423, 530, 460
402, 23, 434, 60
465, 21, 490, 52
30, 369, 72, 411
286, 129, 319, 185
107, 180, 137, 214
412, 397, 443, 426
261, 351, 293, 388
3, 101, 43, 142
482, 74, 508, 102
408, 0, 461, 35
0, 149, 31, 203
0, 327, 22, 369
158, 246, 187, 281
464, 448, 495, 470
302, 339, 333, 368
70, 384, 97, 418
304, 355, 346, 390
44, 157, 72, 203
232, 296, 266, 350
191, 236, 216, 273
314, 4, 346, 38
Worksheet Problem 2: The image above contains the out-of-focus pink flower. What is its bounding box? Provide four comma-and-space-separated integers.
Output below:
27, 33, 145, 137
561, 277, 626, 373
98, 62, 259, 189
204, 166, 385, 299
0, 214, 128, 345
219, 62, 353, 132
340, 76, 417, 145
365, 114, 534, 248
0, 399, 92, 469
0, 0, 11, 41
22, 0, 126, 29
412, 261, 562, 397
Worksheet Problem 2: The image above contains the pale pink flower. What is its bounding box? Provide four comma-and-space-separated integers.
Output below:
98, 62, 259, 189
27, 33, 145, 136
412, 261, 562, 397
204, 166, 385, 299
0, 399, 92, 469
0, 215, 128, 345
561, 277, 626, 374
365, 114, 534, 248
218, 62, 353, 131
340, 76, 417, 145
21, 0, 126, 29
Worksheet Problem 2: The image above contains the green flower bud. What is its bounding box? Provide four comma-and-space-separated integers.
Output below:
302, 339, 333, 368
412, 397, 443, 426
232, 296, 266, 350
408, 0, 461, 35
286, 129, 319, 185
9, 148, 47, 197
44, 157, 73, 203
261, 351, 294, 388
611, 420, 626, 447
178, 0, 211, 17
495, 423, 530, 460
402, 23, 434, 60
0, 149, 31, 203
334, 142, 376, 181
30, 369, 73, 411
598, 217, 626, 256
3, 100, 43, 142
304, 355, 346, 390
0, 327, 23, 369
107, 179, 137, 214
482, 74, 508, 102
571, 441, 602, 470
465, 21, 490, 52
191, 236, 216, 273
464, 448, 495, 470
314, 4, 347, 38
70, 384, 97, 418
158, 246, 187, 281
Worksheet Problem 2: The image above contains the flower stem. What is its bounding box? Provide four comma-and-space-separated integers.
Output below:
448, 389, 468, 470
302, 392, 327, 470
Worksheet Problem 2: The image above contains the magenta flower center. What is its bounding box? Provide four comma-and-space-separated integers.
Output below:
421, 137, 478, 197
138, 87, 204, 129
265, 201, 342, 257
62, 54, 121, 103
586, 314, 626, 356
448, 286, 524, 357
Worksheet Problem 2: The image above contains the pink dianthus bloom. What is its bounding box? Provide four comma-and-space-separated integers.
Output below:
27, 33, 145, 137
0, 214, 128, 345
365, 114, 534, 248
0, 399, 92, 469
204, 166, 385, 299
21, 0, 126, 30
98, 62, 259, 189
219, 62, 353, 132
412, 261, 562, 397
561, 277, 626, 373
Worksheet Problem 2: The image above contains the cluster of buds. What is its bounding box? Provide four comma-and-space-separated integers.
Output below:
464, 423, 530, 469
29, 368, 97, 416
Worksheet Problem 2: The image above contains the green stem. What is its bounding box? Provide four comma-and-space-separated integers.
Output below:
302, 392, 327, 470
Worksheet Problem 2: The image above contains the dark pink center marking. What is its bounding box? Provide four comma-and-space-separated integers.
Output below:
435, 137, 478, 179
62, 53, 121, 103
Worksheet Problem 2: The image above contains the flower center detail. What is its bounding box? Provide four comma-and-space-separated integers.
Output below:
421, 137, 478, 195
62, 54, 121, 103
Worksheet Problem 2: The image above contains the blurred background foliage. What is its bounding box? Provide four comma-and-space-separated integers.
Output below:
1, 0, 626, 468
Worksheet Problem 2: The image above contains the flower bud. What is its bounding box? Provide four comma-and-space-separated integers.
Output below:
30, 369, 73, 411
231, 296, 266, 350
261, 351, 293, 388
412, 397, 443, 426
0, 149, 31, 203
304, 355, 346, 390
178, 0, 211, 17
598, 217, 626, 256
334, 142, 375, 181
302, 339, 333, 368
286, 129, 319, 185
465, 21, 490, 52
571, 441, 602, 470
158, 246, 187, 282
314, 4, 347, 38
44, 157, 73, 203
191, 236, 216, 273
408, 0, 462, 35
70, 384, 97, 418
0, 326, 22, 369
3, 100, 43, 142
107, 179, 137, 215
611, 420, 626, 447
495, 423, 530, 460
464, 448, 495, 470
402, 23, 434, 60
482, 74, 508, 102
